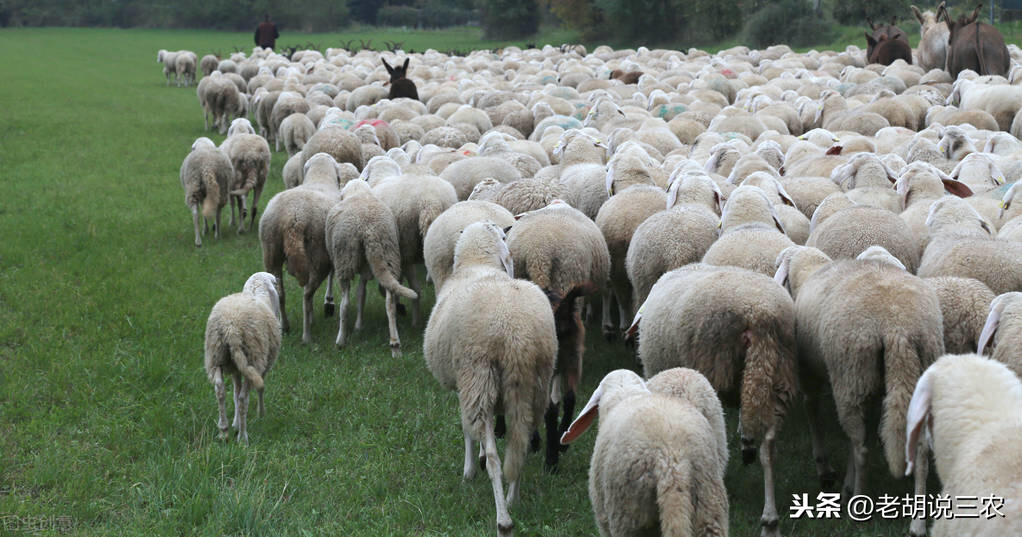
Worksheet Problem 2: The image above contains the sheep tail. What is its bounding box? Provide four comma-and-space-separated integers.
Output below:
880, 332, 920, 477
417, 200, 446, 239
499, 352, 537, 484
739, 325, 796, 442
200, 167, 220, 218
655, 457, 694, 537
282, 224, 309, 283
366, 241, 417, 300
227, 328, 264, 391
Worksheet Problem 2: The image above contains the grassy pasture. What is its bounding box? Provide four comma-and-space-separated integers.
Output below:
0, 27, 947, 536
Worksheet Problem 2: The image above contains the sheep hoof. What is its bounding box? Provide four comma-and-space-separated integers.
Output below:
819, 470, 838, 490
390, 343, 401, 358
741, 446, 758, 465
497, 520, 514, 537
543, 460, 560, 474
217, 429, 229, 441
602, 327, 617, 342
396, 301, 407, 316
195, 241, 202, 248
494, 415, 506, 438
759, 516, 779, 536
528, 431, 540, 453
323, 302, 335, 317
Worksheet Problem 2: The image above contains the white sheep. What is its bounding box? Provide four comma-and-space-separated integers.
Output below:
423, 222, 556, 537
978, 292, 1022, 377
180, 137, 233, 246
560, 369, 729, 537
220, 120, 271, 233
204, 272, 281, 444
905, 353, 1022, 537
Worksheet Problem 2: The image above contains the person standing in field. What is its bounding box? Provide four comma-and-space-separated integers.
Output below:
254, 14, 279, 50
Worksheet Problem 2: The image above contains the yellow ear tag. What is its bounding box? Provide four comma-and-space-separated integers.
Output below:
717, 219, 723, 228
1000, 200, 1007, 209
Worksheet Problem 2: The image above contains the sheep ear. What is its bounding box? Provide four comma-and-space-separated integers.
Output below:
497, 238, 514, 278
775, 181, 797, 208
905, 369, 933, 477
624, 305, 643, 341
774, 250, 792, 288
941, 178, 974, 198
605, 166, 616, 197
560, 384, 603, 444
1001, 184, 1018, 218
825, 145, 842, 155
665, 179, 680, 209
980, 219, 992, 235
977, 301, 1002, 355
266, 283, 281, 323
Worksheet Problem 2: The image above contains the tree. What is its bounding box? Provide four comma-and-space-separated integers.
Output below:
481, 0, 538, 38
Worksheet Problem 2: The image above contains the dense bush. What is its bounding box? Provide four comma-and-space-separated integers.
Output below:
592, 0, 685, 42
743, 0, 837, 48
482, 0, 539, 39
833, 0, 911, 26
376, 4, 419, 26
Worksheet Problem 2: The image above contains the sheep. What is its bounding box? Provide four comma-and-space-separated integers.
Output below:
918, 197, 1022, 295
631, 262, 796, 537
978, 292, 1022, 377
904, 353, 1022, 537
259, 153, 345, 344
423, 222, 557, 537
439, 156, 522, 200
204, 272, 281, 444
371, 173, 458, 325
157, 49, 179, 85
505, 200, 608, 468
780, 175, 842, 219
220, 122, 271, 233
422, 200, 516, 290
325, 179, 417, 357
180, 137, 233, 247
301, 126, 364, 171
200, 54, 220, 77
805, 205, 921, 271
279, 113, 316, 157
925, 276, 996, 354
701, 185, 795, 276
774, 245, 941, 537
558, 163, 611, 219
594, 184, 667, 339
202, 72, 246, 134
559, 369, 729, 537
626, 175, 721, 309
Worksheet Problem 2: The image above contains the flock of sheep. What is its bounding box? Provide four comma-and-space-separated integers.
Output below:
167, 5, 1022, 535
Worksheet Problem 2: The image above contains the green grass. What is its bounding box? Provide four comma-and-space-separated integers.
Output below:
0, 27, 939, 537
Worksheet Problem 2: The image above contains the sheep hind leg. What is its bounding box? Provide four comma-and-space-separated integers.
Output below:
601, 293, 617, 341
191, 205, 202, 247
482, 418, 514, 537
758, 428, 780, 537
804, 392, 837, 489
323, 270, 335, 317
462, 430, 477, 480
335, 278, 351, 349
213, 367, 228, 440
248, 186, 262, 232
385, 290, 401, 358
406, 267, 421, 327
237, 195, 248, 234
236, 378, 250, 445
231, 372, 242, 429
839, 406, 868, 498
214, 206, 222, 240
908, 440, 929, 537
354, 277, 367, 331
543, 401, 560, 471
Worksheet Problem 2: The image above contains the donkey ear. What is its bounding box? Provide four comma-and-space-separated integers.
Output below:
403, 58, 410, 70
382, 58, 393, 74
911, 6, 923, 24
866, 33, 877, 48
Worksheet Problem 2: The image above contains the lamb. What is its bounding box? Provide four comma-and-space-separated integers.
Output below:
505, 200, 609, 468
204, 272, 281, 444
423, 222, 557, 537
325, 179, 418, 357
631, 262, 797, 537
701, 185, 795, 276
978, 292, 1022, 376
805, 205, 921, 271
904, 353, 1022, 537
925, 276, 996, 354
220, 121, 271, 233
278, 113, 316, 157
626, 175, 721, 308
594, 184, 667, 339
774, 245, 941, 537
259, 153, 345, 344
918, 197, 1022, 295
559, 369, 729, 537
422, 200, 516, 290
180, 137, 233, 246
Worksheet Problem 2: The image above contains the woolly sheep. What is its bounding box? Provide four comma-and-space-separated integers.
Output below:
259, 153, 345, 344
904, 354, 1022, 537
200, 54, 219, 77
220, 122, 271, 234
180, 137, 233, 246
632, 263, 796, 537
440, 156, 522, 200
506, 200, 609, 467
422, 200, 515, 290
978, 292, 1022, 376
774, 245, 941, 537
423, 222, 556, 537
157, 49, 179, 85
559, 369, 729, 537
204, 272, 281, 444
594, 184, 667, 339
279, 113, 316, 157
325, 179, 417, 356
925, 276, 996, 355
701, 185, 795, 276
301, 126, 364, 171
805, 205, 920, 271
918, 197, 1022, 294
202, 72, 246, 134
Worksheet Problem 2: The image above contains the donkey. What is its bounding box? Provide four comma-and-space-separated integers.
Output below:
941, 3, 1009, 77
382, 58, 418, 101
